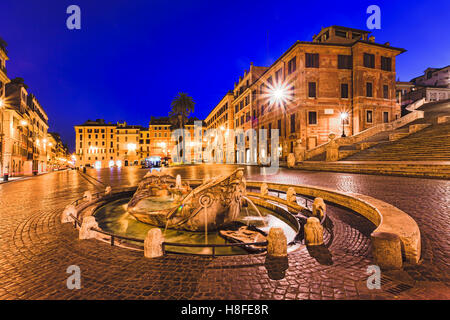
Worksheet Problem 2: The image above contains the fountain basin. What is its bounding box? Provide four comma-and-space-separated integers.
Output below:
94, 196, 298, 255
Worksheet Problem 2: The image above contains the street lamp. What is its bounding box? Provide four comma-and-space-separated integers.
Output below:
0, 98, 6, 181
268, 83, 292, 160
340, 112, 349, 137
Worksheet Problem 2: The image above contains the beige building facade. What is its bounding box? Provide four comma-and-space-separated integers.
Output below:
206, 25, 404, 162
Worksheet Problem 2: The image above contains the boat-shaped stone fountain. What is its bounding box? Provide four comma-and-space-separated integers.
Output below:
127, 168, 257, 235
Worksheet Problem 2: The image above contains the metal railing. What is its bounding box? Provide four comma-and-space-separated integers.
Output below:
70, 191, 104, 207
69, 181, 313, 257
162, 240, 268, 257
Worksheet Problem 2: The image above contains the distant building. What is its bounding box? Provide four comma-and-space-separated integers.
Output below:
74, 117, 205, 168
411, 66, 450, 88
2, 81, 49, 177
47, 132, 69, 170
396, 66, 450, 114
74, 119, 118, 168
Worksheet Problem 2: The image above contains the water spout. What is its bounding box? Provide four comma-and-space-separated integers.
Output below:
243, 196, 267, 227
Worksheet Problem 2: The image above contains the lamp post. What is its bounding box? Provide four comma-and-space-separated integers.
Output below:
269, 84, 291, 160
0, 98, 6, 181
340, 112, 348, 138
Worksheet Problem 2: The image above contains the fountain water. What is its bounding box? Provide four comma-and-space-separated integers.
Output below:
93, 168, 299, 255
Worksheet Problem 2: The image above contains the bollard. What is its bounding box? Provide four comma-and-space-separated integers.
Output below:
83, 190, 92, 202
61, 205, 77, 223
286, 187, 297, 204
304, 217, 324, 246
371, 232, 403, 270
79, 216, 99, 240
287, 153, 296, 168
260, 183, 269, 197
267, 227, 287, 257
312, 197, 326, 221
144, 228, 164, 258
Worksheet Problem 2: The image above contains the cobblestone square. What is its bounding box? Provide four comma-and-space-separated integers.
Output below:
0, 165, 448, 300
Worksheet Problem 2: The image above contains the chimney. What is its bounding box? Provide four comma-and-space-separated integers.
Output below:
369, 36, 375, 42
384, 42, 390, 46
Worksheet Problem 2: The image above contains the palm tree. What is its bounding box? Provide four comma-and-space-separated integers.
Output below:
169, 93, 195, 163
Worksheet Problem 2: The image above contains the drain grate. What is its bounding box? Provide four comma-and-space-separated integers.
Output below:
380, 277, 392, 286
385, 283, 413, 295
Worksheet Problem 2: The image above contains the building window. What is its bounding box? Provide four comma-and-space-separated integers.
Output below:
275, 68, 283, 82
308, 111, 317, 125
305, 53, 319, 68
278, 119, 282, 135
308, 82, 317, 98
268, 123, 272, 138
341, 83, 349, 98
383, 85, 389, 99
338, 55, 352, 69
335, 30, 347, 38
363, 53, 375, 68
366, 82, 373, 97
366, 110, 373, 123
290, 114, 296, 133
383, 111, 389, 123
288, 57, 296, 74
381, 56, 392, 71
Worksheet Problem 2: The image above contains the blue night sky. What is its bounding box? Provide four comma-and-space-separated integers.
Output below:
1, 0, 449, 151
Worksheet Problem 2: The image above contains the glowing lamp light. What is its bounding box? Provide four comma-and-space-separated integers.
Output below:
20, 120, 28, 126
340, 112, 349, 138
108, 160, 114, 167
0, 99, 3, 107
116, 160, 122, 167
220, 126, 225, 131
127, 143, 137, 151
340, 112, 349, 120
94, 161, 101, 169
268, 82, 292, 107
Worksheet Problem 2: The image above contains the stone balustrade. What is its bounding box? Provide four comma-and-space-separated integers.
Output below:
246, 181, 421, 264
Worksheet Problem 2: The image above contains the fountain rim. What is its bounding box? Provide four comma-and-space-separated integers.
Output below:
68, 183, 306, 256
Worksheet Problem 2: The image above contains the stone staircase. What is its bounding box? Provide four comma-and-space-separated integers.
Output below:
343, 122, 450, 161
303, 99, 450, 162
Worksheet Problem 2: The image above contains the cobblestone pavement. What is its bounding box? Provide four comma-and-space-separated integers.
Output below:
0, 165, 448, 300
